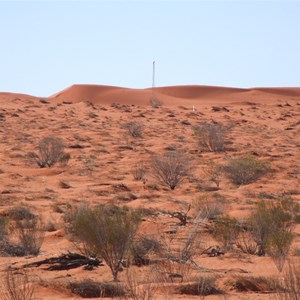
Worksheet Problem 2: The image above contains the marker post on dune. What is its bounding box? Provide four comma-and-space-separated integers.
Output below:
152, 60, 155, 99
150, 60, 162, 108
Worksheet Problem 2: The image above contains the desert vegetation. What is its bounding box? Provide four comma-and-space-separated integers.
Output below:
27, 136, 70, 168
151, 151, 191, 190
0, 85, 299, 299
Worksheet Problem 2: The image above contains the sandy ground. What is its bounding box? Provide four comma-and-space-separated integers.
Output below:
0, 84, 299, 299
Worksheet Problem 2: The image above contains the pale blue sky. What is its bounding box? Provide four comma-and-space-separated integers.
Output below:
0, 1, 300, 97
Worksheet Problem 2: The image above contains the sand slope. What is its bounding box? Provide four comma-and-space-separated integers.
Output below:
0, 84, 299, 299
49, 84, 300, 106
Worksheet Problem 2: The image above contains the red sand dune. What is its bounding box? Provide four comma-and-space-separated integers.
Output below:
49, 84, 300, 106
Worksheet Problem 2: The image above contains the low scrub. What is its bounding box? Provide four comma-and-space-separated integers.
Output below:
124, 122, 144, 138
224, 155, 269, 185
211, 216, 240, 252
275, 260, 300, 300
151, 151, 191, 190
194, 123, 227, 152
69, 204, 141, 281
0, 206, 45, 257
179, 276, 222, 296
226, 275, 280, 293
0, 268, 34, 300
28, 136, 70, 168
68, 280, 125, 298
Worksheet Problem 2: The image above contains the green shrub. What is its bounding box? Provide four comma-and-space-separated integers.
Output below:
211, 216, 240, 252
224, 155, 269, 185
70, 205, 141, 281
248, 201, 293, 256
267, 231, 294, 272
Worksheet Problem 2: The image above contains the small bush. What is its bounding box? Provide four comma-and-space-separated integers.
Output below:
267, 231, 294, 272
227, 275, 279, 292
0, 216, 8, 238
124, 122, 144, 138
149, 96, 163, 108
192, 193, 226, 220
131, 236, 161, 266
151, 151, 191, 190
179, 276, 222, 296
211, 216, 240, 252
68, 280, 125, 298
70, 205, 141, 281
132, 162, 147, 181
0, 268, 34, 300
275, 260, 300, 300
7, 206, 45, 256
224, 155, 269, 185
28, 136, 68, 168
194, 123, 227, 152
246, 201, 293, 256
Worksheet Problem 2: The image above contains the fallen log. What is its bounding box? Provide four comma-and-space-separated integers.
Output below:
23, 252, 102, 271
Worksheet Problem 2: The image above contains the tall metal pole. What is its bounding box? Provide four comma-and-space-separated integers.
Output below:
152, 61, 155, 89
152, 61, 156, 101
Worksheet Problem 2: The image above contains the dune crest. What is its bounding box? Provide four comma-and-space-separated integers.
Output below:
49, 84, 300, 106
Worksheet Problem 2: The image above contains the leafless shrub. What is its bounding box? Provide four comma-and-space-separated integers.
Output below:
179, 276, 222, 297
132, 162, 147, 181
8, 206, 45, 256
59, 152, 71, 167
275, 260, 300, 300
191, 193, 226, 220
131, 236, 161, 266
153, 212, 206, 283
69, 205, 141, 281
28, 136, 68, 168
151, 151, 191, 190
0, 268, 34, 300
203, 162, 222, 188
124, 122, 144, 138
121, 270, 158, 300
194, 123, 227, 152
236, 231, 258, 255
224, 155, 270, 185
149, 97, 163, 108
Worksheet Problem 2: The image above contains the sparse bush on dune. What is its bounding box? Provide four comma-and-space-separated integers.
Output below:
226, 275, 280, 293
224, 155, 270, 185
27, 136, 70, 168
151, 151, 191, 190
194, 123, 227, 152
149, 96, 163, 108
69, 205, 141, 281
211, 216, 240, 252
0, 268, 34, 300
179, 276, 222, 297
267, 231, 294, 272
132, 162, 147, 182
68, 279, 125, 298
124, 122, 144, 138
191, 193, 227, 220
0, 206, 44, 257
244, 201, 294, 259
7, 206, 45, 256
275, 260, 300, 300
